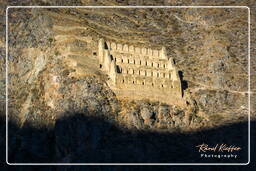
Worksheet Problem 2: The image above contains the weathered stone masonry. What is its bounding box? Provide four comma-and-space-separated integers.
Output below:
98, 38, 183, 104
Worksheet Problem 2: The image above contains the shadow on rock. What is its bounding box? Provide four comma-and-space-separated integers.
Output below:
5, 110, 251, 164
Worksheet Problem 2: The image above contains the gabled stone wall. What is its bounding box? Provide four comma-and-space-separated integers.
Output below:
105, 41, 168, 60
98, 38, 183, 104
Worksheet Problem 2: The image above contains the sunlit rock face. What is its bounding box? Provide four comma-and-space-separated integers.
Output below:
0, 0, 254, 164
5, 7, 249, 129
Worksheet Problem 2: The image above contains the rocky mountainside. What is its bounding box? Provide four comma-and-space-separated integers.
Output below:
0, 0, 255, 165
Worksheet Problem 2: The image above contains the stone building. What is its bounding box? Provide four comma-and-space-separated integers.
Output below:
98, 38, 183, 104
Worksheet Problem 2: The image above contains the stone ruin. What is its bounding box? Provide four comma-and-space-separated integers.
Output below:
98, 38, 183, 105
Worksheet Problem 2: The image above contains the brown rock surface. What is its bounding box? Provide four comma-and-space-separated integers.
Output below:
0, 0, 255, 165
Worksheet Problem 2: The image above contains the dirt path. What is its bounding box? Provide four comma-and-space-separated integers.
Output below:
187, 80, 249, 95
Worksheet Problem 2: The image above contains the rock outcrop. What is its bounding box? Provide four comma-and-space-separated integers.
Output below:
0, 0, 254, 164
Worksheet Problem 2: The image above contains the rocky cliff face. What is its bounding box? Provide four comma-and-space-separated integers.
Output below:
0, 0, 255, 164
5, 6, 250, 130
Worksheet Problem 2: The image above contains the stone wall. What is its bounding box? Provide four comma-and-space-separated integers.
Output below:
98, 38, 183, 104
105, 41, 168, 60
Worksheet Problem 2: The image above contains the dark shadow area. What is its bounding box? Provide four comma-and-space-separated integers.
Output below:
116, 65, 122, 73
5, 112, 250, 164
178, 71, 188, 92
104, 42, 108, 49
0, 111, 254, 170
0, 115, 5, 164
110, 54, 114, 61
